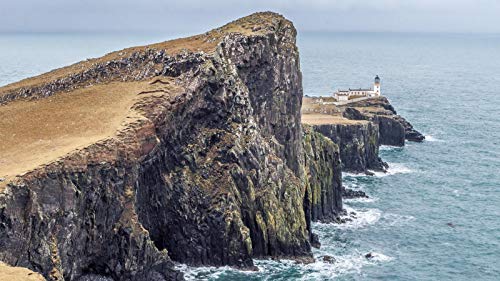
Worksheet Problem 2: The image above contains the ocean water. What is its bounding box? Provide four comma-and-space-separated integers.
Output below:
1, 31, 500, 280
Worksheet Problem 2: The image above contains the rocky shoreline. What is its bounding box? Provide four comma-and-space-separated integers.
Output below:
0, 12, 423, 281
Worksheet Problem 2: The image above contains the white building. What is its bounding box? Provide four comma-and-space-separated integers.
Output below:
334, 76, 381, 101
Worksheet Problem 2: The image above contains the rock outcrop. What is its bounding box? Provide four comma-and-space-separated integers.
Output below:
311, 122, 387, 173
0, 11, 425, 281
0, 12, 325, 281
302, 125, 343, 224
341, 97, 424, 145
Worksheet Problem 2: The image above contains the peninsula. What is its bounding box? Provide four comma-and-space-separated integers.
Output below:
0, 12, 423, 281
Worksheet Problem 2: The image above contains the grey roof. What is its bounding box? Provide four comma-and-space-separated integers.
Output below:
349, 88, 372, 91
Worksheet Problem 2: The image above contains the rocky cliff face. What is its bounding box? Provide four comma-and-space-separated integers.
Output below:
312, 122, 387, 173
0, 12, 324, 281
342, 97, 425, 145
302, 125, 343, 225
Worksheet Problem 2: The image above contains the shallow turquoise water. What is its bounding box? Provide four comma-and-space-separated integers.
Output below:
1, 31, 499, 280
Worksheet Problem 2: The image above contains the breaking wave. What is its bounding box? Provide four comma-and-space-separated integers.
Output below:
370, 163, 414, 177
425, 135, 444, 142
335, 206, 382, 229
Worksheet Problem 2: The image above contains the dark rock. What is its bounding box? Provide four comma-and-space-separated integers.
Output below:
310, 233, 321, 249
312, 122, 387, 173
302, 125, 343, 224
0, 12, 316, 280
343, 188, 369, 199
322, 255, 336, 264
341, 97, 424, 144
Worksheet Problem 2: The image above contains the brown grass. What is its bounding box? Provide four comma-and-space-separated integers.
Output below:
0, 80, 172, 185
0, 262, 45, 281
352, 106, 388, 113
0, 12, 283, 190
301, 114, 367, 125
0, 12, 282, 99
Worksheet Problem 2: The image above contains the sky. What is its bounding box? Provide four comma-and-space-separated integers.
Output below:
1, 0, 500, 34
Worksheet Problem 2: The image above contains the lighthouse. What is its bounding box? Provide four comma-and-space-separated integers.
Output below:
373, 75, 381, 96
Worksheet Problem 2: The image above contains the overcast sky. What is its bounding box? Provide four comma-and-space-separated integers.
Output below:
1, 0, 500, 33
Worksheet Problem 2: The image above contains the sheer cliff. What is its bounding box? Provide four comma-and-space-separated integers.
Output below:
302, 96, 424, 173
0, 12, 344, 281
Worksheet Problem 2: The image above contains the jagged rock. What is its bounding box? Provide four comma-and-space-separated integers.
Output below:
343, 188, 369, 199
310, 233, 321, 249
342, 97, 424, 144
312, 122, 388, 173
302, 125, 343, 224
322, 255, 336, 264
0, 12, 316, 280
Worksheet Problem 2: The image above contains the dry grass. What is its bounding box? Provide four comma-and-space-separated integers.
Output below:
0, 262, 45, 281
0, 12, 283, 190
0, 80, 175, 186
301, 114, 367, 125
352, 106, 388, 113
0, 12, 282, 99
301, 97, 341, 115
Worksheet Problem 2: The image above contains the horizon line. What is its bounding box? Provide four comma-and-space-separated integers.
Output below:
1, 29, 499, 36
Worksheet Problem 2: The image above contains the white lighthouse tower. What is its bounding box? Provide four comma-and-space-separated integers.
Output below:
373, 75, 381, 96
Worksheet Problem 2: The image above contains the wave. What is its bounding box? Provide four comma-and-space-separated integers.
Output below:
177, 251, 395, 281
344, 196, 378, 203
424, 135, 444, 142
380, 145, 405, 151
176, 263, 259, 281
175, 264, 230, 280
333, 206, 382, 229
343, 172, 370, 178
370, 162, 413, 177
302, 251, 394, 279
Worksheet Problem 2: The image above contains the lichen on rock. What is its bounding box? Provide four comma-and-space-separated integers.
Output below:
302, 125, 343, 224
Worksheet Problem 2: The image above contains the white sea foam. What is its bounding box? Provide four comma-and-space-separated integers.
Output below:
335, 206, 382, 229
370, 163, 413, 177
175, 263, 251, 281
368, 252, 395, 262
425, 135, 444, 142
380, 145, 404, 151
344, 196, 378, 203
343, 172, 369, 178
301, 251, 395, 280
177, 246, 394, 280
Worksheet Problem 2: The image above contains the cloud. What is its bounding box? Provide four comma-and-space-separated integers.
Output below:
0, 0, 499, 33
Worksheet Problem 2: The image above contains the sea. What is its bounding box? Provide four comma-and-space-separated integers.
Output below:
1, 31, 499, 280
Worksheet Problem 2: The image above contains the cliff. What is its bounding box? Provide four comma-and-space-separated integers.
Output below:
0, 12, 331, 281
301, 95, 423, 174
302, 125, 343, 225
302, 115, 387, 173
341, 97, 425, 144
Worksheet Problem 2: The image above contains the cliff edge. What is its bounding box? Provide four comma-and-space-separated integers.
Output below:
0, 12, 341, 281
